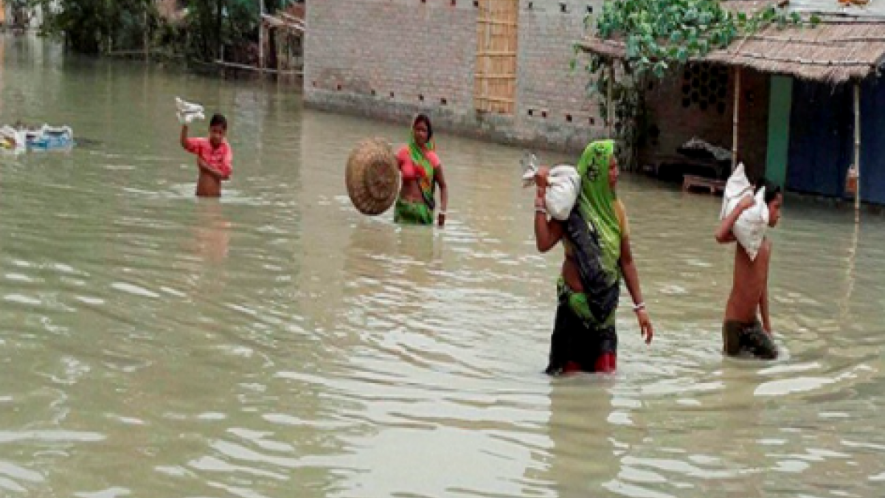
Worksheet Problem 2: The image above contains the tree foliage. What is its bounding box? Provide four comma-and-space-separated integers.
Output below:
579, 0, 817, 168
31, 0, 154, 54
31, 0, 295, 61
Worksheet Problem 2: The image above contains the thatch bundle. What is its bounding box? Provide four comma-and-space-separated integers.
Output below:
577, 1, 885, 84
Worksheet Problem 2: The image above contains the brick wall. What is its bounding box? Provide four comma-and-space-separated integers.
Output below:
515, 0, 605, 149
643, 65, 770, 180
304, 0, 605, 153
304, 0, 476, 118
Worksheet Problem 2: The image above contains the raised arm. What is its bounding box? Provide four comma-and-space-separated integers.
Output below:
534, 203, 564, 252
715, 195, 755, 244
180, 124, 189, 150
532, 170, 563, 252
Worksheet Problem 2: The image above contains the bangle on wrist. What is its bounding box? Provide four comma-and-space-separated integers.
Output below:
632, 302, 646, 312
535, 206, 548, 215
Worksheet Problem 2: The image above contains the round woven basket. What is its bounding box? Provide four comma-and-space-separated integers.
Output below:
345, 138, 400, 216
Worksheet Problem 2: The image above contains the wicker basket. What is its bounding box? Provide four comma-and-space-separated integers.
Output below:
346, 138, 400, 216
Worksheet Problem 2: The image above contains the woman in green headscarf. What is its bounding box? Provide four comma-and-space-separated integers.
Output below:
534, 139, 654, 375
394, 114, 449, 226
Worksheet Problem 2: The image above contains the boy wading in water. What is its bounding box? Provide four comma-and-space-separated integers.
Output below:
715, 182, 783, 359
180, 114, 233, 197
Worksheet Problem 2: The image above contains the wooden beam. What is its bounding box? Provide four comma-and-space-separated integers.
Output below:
258, 0, 266, 73
475, 51, 517, 57
606, 61, 614, 136
474, 73, 516, 79
143, 9, 149, 61
214, 59, 302, 75
474, 96, 516, 104
476, 18, 518, 27
854, 82, 861, 218
732, 66, 741, 170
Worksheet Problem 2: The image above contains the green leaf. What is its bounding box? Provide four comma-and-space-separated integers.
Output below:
653, 61, 668, 78
698, 39, 710, 54
677, 46, 689, 63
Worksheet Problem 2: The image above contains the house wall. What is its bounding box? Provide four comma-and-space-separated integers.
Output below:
643, 65, 770, 180
787, 77, 885, 205
303, 0, 606, 153
859, 77, 885, 205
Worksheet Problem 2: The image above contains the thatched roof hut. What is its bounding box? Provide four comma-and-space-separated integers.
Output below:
576, 0, 885, 84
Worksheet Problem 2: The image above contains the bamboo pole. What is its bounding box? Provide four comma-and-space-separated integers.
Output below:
606, 61, 614, 136
854, 82, 861, 219
732, 67, 742, 170
258, 0, 266, 73
143, 9, 149, 61
213, 59, 302, 75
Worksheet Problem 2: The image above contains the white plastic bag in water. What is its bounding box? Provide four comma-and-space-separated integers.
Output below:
176, 97, 205, 125
544, 165, 581, 220
721, 163, 769, 260
0, 126, 27, 153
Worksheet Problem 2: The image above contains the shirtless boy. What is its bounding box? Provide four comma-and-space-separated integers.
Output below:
714, 182, 783, 359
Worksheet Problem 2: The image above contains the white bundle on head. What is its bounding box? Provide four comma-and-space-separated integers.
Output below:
721, 163, 770, 260
175, 97, 205, 125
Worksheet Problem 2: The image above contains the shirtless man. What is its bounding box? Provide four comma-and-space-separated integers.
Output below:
714, 182, 783, 359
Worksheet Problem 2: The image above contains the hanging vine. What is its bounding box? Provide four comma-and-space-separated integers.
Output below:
575, 0, 819, 169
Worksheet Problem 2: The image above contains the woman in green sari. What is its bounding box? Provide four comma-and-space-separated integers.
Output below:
534, 140, 654, 375
394, 114, 449, 226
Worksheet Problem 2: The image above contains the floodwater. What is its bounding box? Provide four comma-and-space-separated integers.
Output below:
2, 34, 885, 498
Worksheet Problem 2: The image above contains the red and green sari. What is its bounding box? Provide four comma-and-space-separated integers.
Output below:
394, 119, 437, 225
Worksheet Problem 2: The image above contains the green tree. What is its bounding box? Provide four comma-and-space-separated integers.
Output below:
32, 0, 155, 54
578, 0, 816, 168
33, 0, 295, 61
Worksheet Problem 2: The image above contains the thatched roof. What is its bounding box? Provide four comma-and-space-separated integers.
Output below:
261, 13, 305, 34
576, 0, 885, 84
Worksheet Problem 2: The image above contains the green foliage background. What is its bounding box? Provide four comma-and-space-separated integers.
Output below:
578, 0, 816, 168
30, 0, 295, 62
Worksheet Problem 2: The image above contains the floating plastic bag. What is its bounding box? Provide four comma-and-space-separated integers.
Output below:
721, 163, 769, 260
521, 151, 580, 221
176, 97, 205, 125
0, 126, 26, 153
25, 125, 75, 150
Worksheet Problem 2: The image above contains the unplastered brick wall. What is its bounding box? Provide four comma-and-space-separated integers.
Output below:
304, 0, 606, 152
515, 0, 605, 149
305, 0, 476, 116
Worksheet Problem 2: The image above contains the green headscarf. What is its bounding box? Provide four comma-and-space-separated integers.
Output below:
574, 139, 622, 280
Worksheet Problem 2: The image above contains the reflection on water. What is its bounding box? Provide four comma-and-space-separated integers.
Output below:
2, 33, 885, 497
